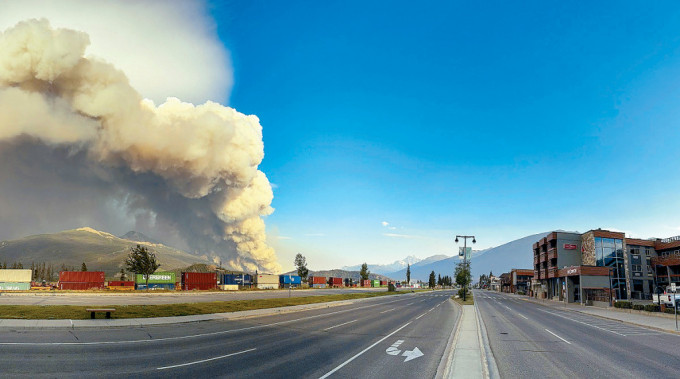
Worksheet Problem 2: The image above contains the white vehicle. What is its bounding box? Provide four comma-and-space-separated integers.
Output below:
653, 286, 680, 307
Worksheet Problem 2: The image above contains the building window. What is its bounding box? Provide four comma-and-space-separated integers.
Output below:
630, 247, 640, 255
632, 265, 641, 272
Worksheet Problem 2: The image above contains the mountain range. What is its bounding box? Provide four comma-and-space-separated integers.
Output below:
0, 227, 212, 278
386, 232, 548, 282
341, 255, 424, 275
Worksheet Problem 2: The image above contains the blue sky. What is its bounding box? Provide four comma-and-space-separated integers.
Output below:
208, 1, 680, 271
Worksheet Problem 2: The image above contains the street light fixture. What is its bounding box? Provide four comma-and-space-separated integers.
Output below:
455, 234, 476, 301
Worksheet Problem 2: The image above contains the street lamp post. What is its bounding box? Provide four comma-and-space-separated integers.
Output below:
455, 235, 476, 301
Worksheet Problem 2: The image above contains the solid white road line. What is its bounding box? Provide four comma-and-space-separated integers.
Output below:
380, 308, 396, 314
519, 314, 528, 320
545, 329, 571, 345
538, 309, 626, 336
157, 348, 256, 370
324, 319, 358, 331
319, 322, 412, 379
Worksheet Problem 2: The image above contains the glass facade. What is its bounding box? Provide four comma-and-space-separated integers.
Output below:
595, 237, 627, 300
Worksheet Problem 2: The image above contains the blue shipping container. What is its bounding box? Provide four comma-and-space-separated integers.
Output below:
279, 275, 302, 285
136, 283, 175, 290
221, 274, 252, 285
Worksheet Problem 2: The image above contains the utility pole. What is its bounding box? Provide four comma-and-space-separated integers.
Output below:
455, 234, 476, 301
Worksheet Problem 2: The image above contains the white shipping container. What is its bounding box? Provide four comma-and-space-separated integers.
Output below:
219, 284, 239, 291
255, 274, 279, 285
256, 283, 278, 290
0, 269, 32, 282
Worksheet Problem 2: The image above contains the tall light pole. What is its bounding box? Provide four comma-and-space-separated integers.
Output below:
455, 235, 476, 301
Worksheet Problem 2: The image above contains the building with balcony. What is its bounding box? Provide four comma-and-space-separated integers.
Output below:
532, 229, 680, 304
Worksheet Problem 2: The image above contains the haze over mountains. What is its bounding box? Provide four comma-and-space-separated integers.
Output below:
0, 228, 212, 278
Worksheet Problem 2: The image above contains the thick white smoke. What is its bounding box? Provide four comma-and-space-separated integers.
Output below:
0, 20, 280, 273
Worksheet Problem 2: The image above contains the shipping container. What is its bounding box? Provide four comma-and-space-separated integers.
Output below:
361, 280, 371, 287
59, 271, 105, 283
380, 280, 387, 287
181, 272, 217, 290
0, 269, 32, 282
135, 272, 176, 284
279, 275, 302, 285
219, 284, 239, 291
108, 286, 135, 291
107, 281, 134, 287
328, 277, 343, 287
308, 276, 326, 285
0, 282, 31, 290
255, 274, 279, 285
136, 283, 175, 290
59, 282, 105, 290
371, 280, 380, 287
221, 274, 252, 286
311, 283, 326, 288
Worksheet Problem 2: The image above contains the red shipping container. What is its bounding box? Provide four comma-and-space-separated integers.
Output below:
181, 272, 217, 290
108, 281, 134, 287
331, 277, 343, 286
309, 276, 326, 284
59, 282, 105, 290
362, 280, 371, 287
380, 280, 387, 286
59, 271, 105, 283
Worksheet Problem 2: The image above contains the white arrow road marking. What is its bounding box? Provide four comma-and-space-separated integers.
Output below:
402, 347, 424, 362
385, 340, 404, 355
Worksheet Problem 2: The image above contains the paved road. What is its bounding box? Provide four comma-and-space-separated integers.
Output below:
0, 288, 392, 305
475, 289, 680, 378
0, 290, 458, 377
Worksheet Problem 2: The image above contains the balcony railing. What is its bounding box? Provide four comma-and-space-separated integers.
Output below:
548, 268, 557, 278
540, 253, 547, 262
548, 248, 557, 260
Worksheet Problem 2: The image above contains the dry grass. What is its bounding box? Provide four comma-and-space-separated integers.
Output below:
452, 292, 474, 305
0, 291, 404, 319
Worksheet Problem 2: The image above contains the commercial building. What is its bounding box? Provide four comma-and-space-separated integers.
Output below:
532, 229, 680, 304
510, 269, 533, 294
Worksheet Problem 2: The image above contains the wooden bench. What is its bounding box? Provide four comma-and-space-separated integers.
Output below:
86, 308, 116, 319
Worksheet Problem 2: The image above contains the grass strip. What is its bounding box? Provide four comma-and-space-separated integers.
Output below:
0, 291, 407, 320
452, 292, 474, 305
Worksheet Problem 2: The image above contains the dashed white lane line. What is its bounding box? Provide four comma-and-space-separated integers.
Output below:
545, 329, 571, 345
324, 319, 358, 331
157, 348, 256, 370
319, 322, 412, 379
519, 314, 528, 320
406, 302, 414, 305
380, 308, 396, 314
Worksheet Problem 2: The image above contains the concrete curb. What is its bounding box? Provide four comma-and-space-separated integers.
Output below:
474, 299, 500, 379
435, 298, 463, 379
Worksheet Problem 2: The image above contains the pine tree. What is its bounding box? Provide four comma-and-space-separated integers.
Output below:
406, 263, 411, 284
294, 253, 309, 283
359, 263, 370, 281
81, 262, 88, 271
428, 271, 436, 288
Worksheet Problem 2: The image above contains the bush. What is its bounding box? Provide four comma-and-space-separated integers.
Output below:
664, 307, 677, 314
615, 301, 632, 309
644, 304, 660, 312
632, 304, 645, 311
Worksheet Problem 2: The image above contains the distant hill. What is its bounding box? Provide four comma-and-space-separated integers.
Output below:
119, 231, 162, 245
283, 269, 393, 281
387, 232, 548, 282
0, 227, 213, 278
342, 255, 422, 275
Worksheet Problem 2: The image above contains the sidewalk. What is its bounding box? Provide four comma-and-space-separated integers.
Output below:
439, 303, 497, 379
508, 293, 680, 334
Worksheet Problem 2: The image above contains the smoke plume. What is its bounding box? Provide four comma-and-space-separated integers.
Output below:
0, 19, 280, 273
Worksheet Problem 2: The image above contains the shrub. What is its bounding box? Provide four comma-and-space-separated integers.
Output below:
664, 307, 677, 314
615, 301, 632, 309
632, 304, 645, 311
644, 304, 660, 312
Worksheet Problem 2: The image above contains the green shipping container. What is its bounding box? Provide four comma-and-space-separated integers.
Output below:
135, 272, 176, 284
371, 280, 380, 287
0, 282, 31, 290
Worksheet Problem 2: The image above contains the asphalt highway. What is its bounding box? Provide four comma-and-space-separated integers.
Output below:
0, 290, 459, 378
475, 289, 680, 378
0, 287, 389, 305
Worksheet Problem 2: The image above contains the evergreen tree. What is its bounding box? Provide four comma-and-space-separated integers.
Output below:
125, 245, 160, 290
119, 268, 127, 281
81, 262, 88, 271
294, 253, 309, 283
406, 263, 411, 284
360, 263, 370, 281
437, 274, 442, 286
428, 271, 436, 288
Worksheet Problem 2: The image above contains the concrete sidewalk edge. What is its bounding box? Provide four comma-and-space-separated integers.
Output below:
435, 298, 463, 379
474, 299, 500, 379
